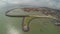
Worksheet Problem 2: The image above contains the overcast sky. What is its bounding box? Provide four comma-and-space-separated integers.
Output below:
0, 0, 60, 10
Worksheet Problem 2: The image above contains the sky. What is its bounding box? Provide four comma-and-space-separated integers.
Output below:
0, 0, 60, 34
0, 0, 60, 10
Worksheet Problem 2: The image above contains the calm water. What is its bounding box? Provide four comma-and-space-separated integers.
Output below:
0, 0, 60, 34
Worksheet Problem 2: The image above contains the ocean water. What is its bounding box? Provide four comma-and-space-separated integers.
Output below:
0, 0, 60, 34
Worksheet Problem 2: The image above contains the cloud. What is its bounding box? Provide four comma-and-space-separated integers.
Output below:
6, 24, 22, 34
7, 0, 60, 7
0, 0, 8, 8
8, 0, 32, 4
0, 0, 60, 10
